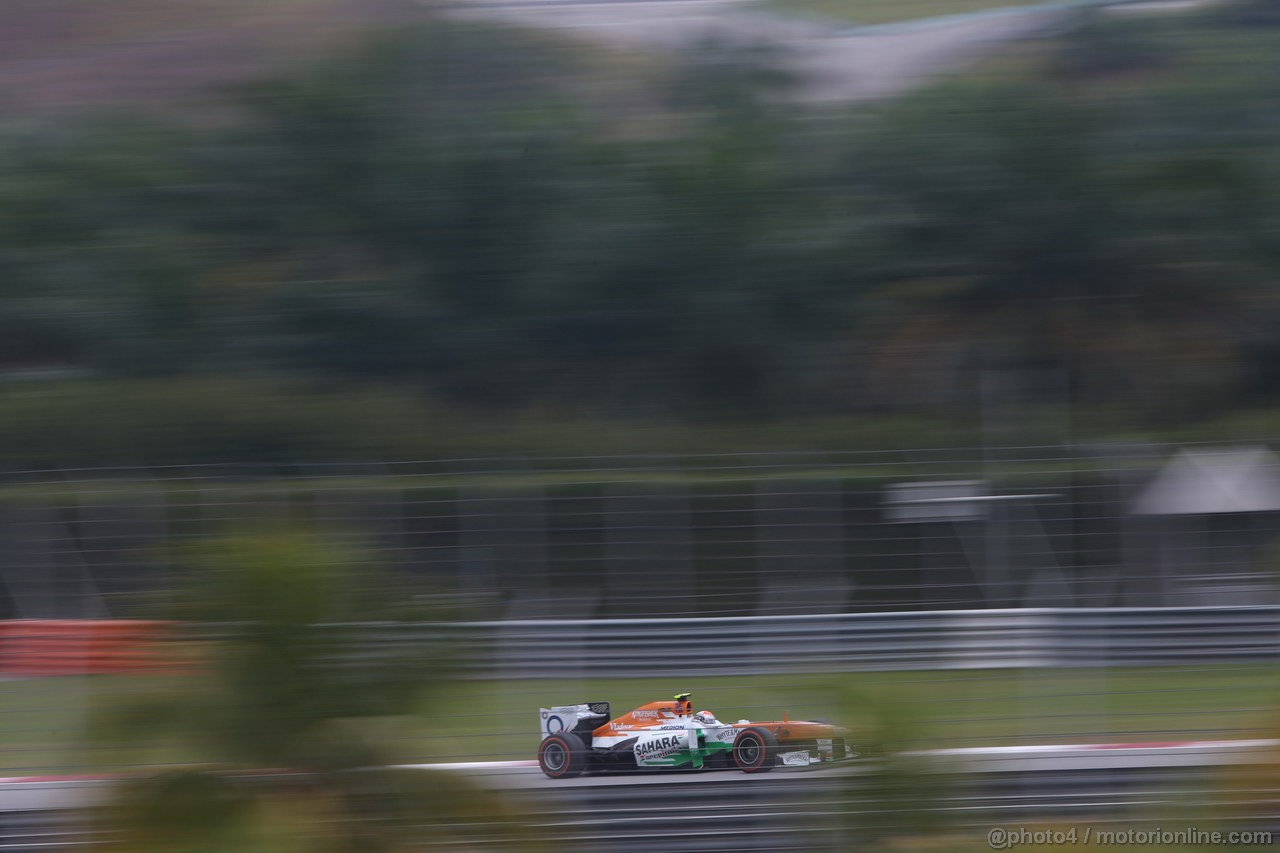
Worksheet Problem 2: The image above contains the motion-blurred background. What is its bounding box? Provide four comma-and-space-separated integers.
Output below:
2, 0, 1280, 849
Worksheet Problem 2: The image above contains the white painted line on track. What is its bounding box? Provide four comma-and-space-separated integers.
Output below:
393, 760, 539, 771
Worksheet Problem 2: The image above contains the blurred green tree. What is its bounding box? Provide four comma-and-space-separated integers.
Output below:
841, 78, 1278, 417
95, 531, 545, 852
3, 13, 1280, 436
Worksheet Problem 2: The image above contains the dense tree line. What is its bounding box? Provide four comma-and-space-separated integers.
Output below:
2, 5, 1280, 455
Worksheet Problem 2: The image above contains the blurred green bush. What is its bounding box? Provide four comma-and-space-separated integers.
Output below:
94, 530, 547, 852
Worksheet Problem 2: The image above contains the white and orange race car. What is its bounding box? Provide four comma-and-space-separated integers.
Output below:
536, 693, 856, 778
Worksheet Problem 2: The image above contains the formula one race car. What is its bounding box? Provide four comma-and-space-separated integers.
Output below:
537, 693, 855, 778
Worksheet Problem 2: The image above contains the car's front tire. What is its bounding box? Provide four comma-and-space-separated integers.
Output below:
539, 732, 588, 779
732, 726, 778, 773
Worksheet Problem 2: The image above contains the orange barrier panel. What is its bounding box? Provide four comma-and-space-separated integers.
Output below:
0, 620, 179, 676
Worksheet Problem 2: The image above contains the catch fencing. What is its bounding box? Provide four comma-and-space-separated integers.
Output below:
0, 442, 1278, 621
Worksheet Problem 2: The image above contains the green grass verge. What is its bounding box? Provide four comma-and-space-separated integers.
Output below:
3, 664, 1278, 773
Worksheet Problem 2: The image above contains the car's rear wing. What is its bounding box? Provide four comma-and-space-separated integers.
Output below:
539, 702, 610, 738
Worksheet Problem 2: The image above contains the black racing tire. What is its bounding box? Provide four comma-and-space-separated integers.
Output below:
732, 726, 778, 773
539, 732, 588, 779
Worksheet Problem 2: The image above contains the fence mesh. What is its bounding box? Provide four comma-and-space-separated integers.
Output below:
0, 443, 1273, 622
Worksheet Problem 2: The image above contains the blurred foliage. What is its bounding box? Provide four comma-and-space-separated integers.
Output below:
93, 531, 544, 852
1209, 0, 1280, 28
0, 379, 992, 468
10, 377, 1280, 470
2, 6, 1280, 461
806, 671, 1280, 850
807, 680, 960, 844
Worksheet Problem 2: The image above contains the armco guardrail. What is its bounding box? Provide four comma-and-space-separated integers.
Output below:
388, 606, 1280, 678
8, 607, 1280, 679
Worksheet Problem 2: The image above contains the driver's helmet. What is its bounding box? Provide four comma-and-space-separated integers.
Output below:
694, 710, 717, 725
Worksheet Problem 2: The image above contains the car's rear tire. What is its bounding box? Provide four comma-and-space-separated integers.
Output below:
732, 726, 778, 773
539, 732, 587, 779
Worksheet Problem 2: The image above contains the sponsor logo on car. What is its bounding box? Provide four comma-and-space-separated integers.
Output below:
636, 735, 686, 758
780, 751, 811, 767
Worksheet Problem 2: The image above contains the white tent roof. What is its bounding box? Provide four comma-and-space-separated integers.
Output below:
1132, 446, 1280, 515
